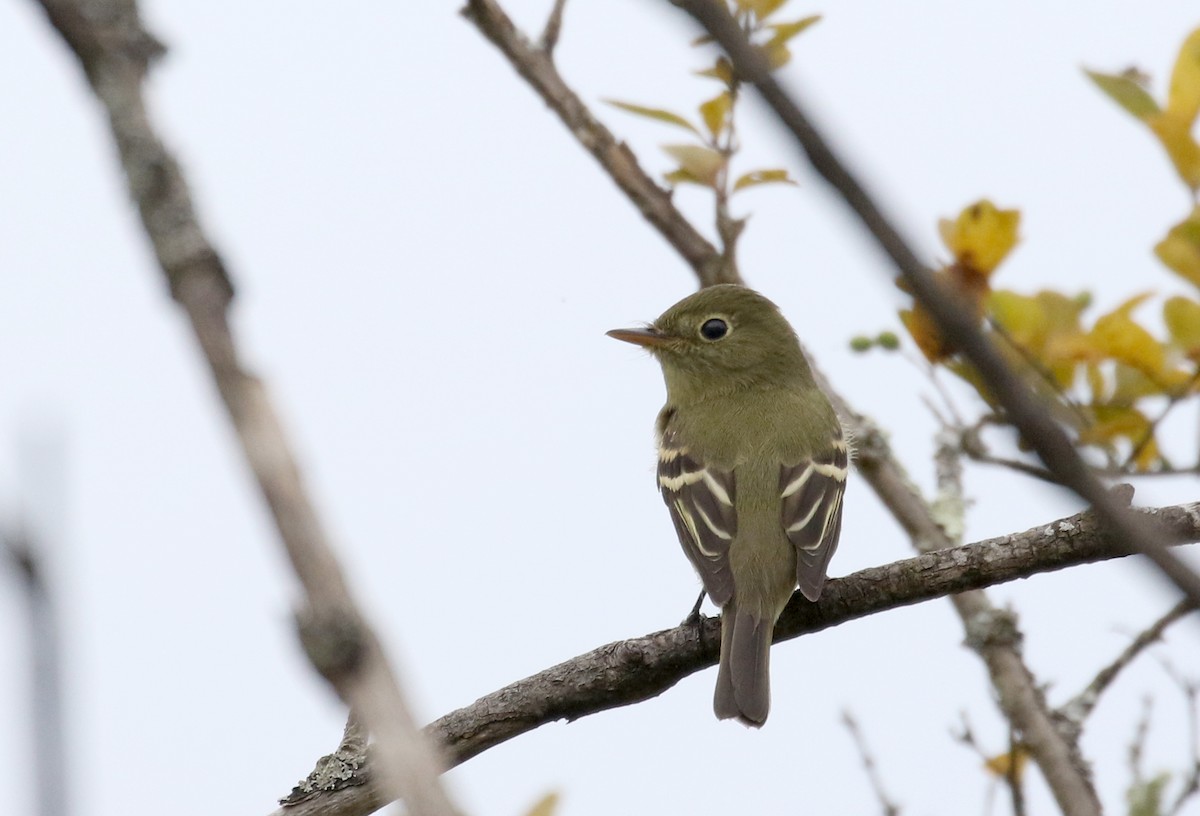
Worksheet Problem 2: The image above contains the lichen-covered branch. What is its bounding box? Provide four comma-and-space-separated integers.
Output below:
274, 501, 1200, 816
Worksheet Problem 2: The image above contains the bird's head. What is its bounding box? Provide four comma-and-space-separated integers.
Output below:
607, 284, 812, 403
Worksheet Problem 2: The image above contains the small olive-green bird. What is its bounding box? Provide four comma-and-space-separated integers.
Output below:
608, 284, 847, 727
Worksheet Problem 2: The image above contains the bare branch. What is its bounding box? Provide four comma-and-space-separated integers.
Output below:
831, 398, 1104, 814
664, 0, 1200, 613
841, 711, 902, 816
539, 0, 568, 55
462, 0, 739, 286
3, 525, 70, 816
1158, 660, 1200, 816
29, 2, 459, 814
1060, 600, 1196, 728
274, 501, 1200, 816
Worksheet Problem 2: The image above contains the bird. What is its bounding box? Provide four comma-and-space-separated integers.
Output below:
607, 284, 848, 726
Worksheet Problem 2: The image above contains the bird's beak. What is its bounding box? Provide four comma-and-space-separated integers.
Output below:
606, 326, 672, 348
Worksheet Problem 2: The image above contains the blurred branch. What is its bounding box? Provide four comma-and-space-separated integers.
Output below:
274, 500, 1200, 816
833, 401, 1104, 816
841, 711, 902, 816
29, 2, 458, 814
665, 0, 1200, 613
1060, 600, 1195, 729
539, 0, 567, 54
462, 0, 740, 286
3, 525, 70, 816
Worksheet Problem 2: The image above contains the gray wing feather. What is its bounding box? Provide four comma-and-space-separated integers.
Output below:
658, 422, 736, 607
780, 437, 848, 602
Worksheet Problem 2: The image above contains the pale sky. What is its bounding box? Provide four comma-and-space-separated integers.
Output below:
3, 2, 1200, 815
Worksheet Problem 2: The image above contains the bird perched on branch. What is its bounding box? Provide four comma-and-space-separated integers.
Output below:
608, 284, 848, 726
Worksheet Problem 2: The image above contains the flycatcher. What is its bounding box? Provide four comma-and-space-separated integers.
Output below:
608, 284, 847, 726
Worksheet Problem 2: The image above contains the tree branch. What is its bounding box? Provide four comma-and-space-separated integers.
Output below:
1060, 600, 1196, 729
664, 0, 1200, 613
275, 501, 1200, 816
462, 0, 740, 286
30, 2, 459, 814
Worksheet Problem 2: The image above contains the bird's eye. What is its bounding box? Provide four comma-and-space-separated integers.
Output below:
700, 318, 729, 341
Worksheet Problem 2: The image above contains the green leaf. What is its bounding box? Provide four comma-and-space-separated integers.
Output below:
1154, 206, 1200, 288
699, 92, 732, 138
767, 15, 822, 48
1085, 69, 1161, 120
1164, 295, 1200, 349
603, 100, 701, 135
1167, 27, 1200, 125
1127, 771, 1171, 816
662, 144, 726, 187
733, 168, 796, 191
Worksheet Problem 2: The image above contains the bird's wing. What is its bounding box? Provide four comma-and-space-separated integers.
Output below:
779, 435, 849, 602
658, 420, 736, 608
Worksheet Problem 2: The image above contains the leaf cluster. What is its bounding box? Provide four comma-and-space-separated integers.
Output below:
605, 0, 817, 195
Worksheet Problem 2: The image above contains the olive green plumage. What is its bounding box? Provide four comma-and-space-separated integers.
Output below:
609, 284, 848, 726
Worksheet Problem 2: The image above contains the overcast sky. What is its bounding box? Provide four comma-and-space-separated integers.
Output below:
4, 2, 1200, 815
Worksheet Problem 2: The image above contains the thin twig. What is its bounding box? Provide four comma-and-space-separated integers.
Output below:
1006, 727, 1027, 816
967, 451, 1062, 485
539, 0, 567, 55
666, 0, 1200, 612
1060, 600, 1196, 728
30, 2, 459, 814
3, 525, 70, 816
841, 711, 902, 816
1157, 659, 1200, 816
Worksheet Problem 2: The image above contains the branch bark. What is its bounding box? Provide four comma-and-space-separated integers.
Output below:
462, 0, 741, 287
30, 2, 459, 814
275, 501, 1200, 816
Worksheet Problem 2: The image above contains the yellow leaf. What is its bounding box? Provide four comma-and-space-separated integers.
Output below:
733, 168, 797, 191
989, 290, 1046, 348
743, 0, 790, 20
1081, 405, 1160, 470
1147, 111, 1200, 191
900, 307, 949, 362
939, 200, 1021, 275
695, 56, 735, 86
1134, 435, 1161, 471
1089, 294, 1189, 389
1164, 295, 1200, 351
1154, 206, 1200, 287
1086, 362, 1108, 401
1085, 69, 1161, 120
699, 92, 732, 138
984, 745, 1031, 782
524, 792, 560, 816
1167, 27, 1200, 125
662, 144, 726, 187
761, 41, 791, 70
767, 15, 822, 47
1081, 404, 1150, 442
604, 100, 700, 136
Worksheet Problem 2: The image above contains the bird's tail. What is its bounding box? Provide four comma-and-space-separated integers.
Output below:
713, 603, 772, 727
